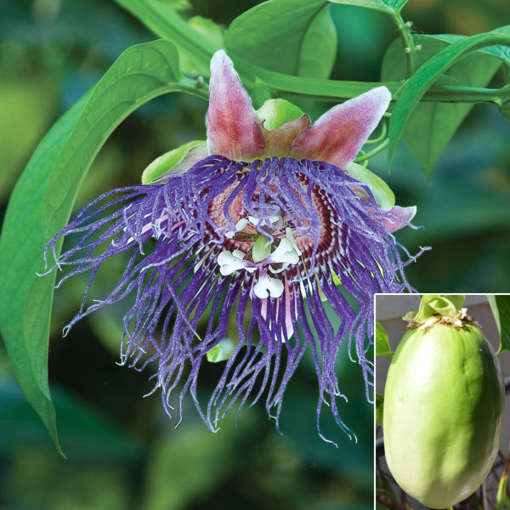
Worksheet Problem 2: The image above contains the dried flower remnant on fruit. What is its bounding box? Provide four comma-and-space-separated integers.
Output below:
42, 50, 426, 443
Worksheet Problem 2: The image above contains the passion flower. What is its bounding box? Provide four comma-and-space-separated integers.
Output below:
42, 50, 426, 442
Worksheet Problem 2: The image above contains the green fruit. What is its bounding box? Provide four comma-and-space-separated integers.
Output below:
384, 324, 505, 509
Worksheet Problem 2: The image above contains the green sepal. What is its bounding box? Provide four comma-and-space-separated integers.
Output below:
375, 394, 384, 428
256, 99, 306, 130
347, 162, 395, 212
409, 295, 466, 323
376, 322, 393, 357
141, 140, 206, 184
206, 338, 235, 363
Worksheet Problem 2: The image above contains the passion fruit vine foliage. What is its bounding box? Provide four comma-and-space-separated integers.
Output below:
0, 0, 510, 454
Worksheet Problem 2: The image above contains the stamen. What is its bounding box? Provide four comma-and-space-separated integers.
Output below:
218, 250, 253, 276
269, 238, 299, 265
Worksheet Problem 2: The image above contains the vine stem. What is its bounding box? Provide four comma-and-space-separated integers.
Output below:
365, 118, 387, 144
391, 11, 420, 78
355, 140, 390, 163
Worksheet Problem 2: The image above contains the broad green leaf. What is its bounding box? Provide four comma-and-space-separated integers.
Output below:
426, 26, 510, 66
488, 295, 510, 354
141, 140, 206, 184
347, 162, 395, 211
297, 5, 337, 79
0, 40, 205, 454
224, 0, 337, 78
388, 30, 510, 167
256, 99, 306, 130
329, 0, 407, 15
382, 35, 502, 178
376, 322, 393, 357
375, 394, 384, 427
114, 0, 217, 70
176, 16, 224, 77
0, 94, 90, 457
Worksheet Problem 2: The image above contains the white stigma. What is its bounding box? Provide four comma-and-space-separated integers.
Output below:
253, 274, 284, 299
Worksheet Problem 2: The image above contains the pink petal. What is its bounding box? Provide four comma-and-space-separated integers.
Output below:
290, 86, 391, 169
262, 114, 311, 157
206, 50, 265, 160
382, 206, 417, 233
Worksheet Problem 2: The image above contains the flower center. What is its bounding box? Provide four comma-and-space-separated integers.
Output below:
207, 163, 333, 299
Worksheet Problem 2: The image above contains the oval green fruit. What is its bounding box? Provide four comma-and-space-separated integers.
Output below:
384, 324, 505, 509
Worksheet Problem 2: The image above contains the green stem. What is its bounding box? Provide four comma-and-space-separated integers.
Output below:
354, 139, 390, 163
391, 13, 419, 78
180, 66, 510, 107
365, 118, 387, 144
424, 83, 510, 107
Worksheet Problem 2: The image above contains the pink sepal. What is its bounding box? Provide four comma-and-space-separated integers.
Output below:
206, 50, 265, 160
290, 87, 391, 169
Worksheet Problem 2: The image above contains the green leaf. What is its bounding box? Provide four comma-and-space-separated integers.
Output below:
175, 16, 224, 77
382, 34, 503, 178
141, 140, 206, 184
425, 26, 510, 66
113, 0, 217, 70
375, 393, 384, 427
488, 295, 510, 354
0, 94, 90, 457
347, 162, 395, 211
388, 30, 510, 168
298, 5, 337, 78
224, 0, 337, 78
376, 322, 393, 357
0, 40, 205, 454
329, 0, 407, 15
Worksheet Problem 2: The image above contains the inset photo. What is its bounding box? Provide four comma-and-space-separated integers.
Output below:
376, 294, 510, 510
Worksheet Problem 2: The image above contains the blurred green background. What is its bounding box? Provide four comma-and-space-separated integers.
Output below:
0, 0, 509, 509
